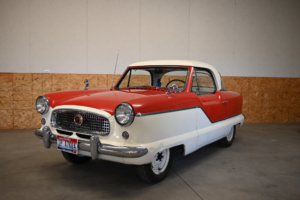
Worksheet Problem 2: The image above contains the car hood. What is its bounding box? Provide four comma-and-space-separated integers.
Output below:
52, 89, 165, 115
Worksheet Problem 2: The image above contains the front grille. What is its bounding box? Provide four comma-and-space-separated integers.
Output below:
52, 109, 110, 135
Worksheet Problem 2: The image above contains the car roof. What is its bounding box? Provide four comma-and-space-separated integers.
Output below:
129, 60, 214, 69
129, 60, 222, 90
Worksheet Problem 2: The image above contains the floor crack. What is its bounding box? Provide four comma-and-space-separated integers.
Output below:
171, 168, 204, 200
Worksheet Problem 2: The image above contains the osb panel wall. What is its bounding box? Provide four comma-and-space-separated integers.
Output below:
0, 73, 299, 129
222, 77, 300, 123
0, 73, 122, 130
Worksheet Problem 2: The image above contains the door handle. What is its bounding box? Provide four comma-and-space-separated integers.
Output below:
222, 101, 228, 104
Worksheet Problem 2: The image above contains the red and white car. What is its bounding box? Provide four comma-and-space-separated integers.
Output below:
35, 60, 244, 183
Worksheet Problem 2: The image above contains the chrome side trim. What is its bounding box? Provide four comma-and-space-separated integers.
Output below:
136, 107, 198, 117
34, 128, 148, 158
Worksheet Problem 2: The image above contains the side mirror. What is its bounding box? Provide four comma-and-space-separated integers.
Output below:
84, 79, 89, 90
165, 84, 179, 94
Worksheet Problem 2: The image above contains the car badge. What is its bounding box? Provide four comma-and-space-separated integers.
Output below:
74, 114, 83, 126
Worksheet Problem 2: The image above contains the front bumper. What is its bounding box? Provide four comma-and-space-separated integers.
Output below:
35, 127, 148, 160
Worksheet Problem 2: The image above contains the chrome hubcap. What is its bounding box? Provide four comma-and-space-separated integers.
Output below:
227, 127, 234, 141
151, 149, 170, 175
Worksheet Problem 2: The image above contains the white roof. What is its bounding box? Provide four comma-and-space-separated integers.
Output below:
129, 60, 221, 90
130, 60, 215, 69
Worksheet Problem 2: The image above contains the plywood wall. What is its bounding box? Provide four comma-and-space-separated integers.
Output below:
0, 73, 299, 129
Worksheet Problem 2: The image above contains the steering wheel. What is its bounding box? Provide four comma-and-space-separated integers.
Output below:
166, 79, 185, 88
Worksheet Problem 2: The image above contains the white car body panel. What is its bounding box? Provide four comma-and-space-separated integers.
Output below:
41, 105, 244, 165
123, 108, 244, 165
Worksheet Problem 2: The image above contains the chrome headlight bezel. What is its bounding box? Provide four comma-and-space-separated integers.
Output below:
114, 103, 135, 127
36, 96, 50, 114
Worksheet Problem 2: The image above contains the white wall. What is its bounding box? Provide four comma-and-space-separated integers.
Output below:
29, 0, 87, 74
0, 0, 299, 77
0, 0, 29, 72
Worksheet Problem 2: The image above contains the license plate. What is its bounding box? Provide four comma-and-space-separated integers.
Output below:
57, 135, 78, 154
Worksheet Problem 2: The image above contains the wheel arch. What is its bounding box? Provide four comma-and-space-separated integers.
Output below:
172, 144, 186, 155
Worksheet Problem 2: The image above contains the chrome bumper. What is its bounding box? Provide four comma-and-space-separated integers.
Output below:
35, 127, 148, 160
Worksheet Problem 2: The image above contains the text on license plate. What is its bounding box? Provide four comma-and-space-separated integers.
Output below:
57, 135, 78, 154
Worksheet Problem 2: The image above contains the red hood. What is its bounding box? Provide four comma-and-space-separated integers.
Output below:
50, 89, 166, 115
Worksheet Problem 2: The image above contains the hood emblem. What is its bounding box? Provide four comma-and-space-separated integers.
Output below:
74, 114, 83, 126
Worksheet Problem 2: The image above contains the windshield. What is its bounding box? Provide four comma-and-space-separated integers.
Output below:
117, 67, 189, 92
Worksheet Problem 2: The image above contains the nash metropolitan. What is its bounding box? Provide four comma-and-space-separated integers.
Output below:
35, 60, 244, 183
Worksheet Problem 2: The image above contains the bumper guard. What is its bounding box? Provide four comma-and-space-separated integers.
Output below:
35, 127, 148, 160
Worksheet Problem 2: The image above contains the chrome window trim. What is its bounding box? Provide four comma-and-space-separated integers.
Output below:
219, 72, 227, 91
51, 109, 110, 136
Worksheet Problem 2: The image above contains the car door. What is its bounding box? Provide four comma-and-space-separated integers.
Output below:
218, 76, 243, 119
191, 68, 227, 147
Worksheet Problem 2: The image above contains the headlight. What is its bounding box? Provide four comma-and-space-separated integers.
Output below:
114, 103, 135, 126
36, 96, 50, 114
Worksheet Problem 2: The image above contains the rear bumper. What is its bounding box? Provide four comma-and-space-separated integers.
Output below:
34, 127, 148, 159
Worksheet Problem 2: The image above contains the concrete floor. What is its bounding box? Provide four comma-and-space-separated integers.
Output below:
0, 124, 300, 200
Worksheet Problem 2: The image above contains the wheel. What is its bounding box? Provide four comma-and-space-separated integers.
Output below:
61, 151, 91, 164
219, 125, 236, 148
137, 148, 174, 183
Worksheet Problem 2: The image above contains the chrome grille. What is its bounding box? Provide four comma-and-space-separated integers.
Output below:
51, 109, 110, 135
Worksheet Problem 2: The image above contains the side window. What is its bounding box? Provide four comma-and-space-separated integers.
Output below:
191, 68, 216, 95
160, 69, 188, 92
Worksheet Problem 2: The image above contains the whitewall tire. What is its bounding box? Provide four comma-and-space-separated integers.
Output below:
137, 148, 174, 183
219, 125, 236, 148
